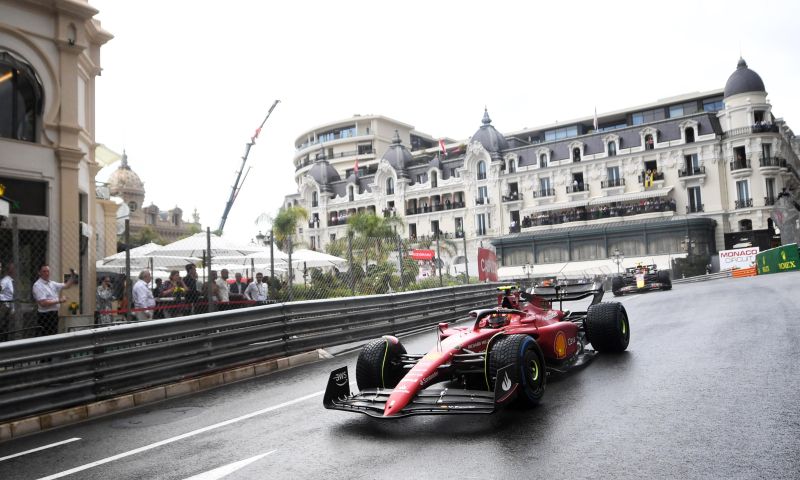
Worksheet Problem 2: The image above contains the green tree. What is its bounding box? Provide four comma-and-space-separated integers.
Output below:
129, 226, 164, 247
272, 205, 309, 251
346, 212, 404, 269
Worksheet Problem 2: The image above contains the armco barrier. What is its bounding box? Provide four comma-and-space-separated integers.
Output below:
0, 283, 500, 423
756, 243, 799, 275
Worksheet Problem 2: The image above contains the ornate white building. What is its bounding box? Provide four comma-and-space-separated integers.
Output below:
287, 59, 800, 272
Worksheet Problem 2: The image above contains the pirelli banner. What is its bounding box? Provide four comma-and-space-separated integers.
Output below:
756, 243, 799, 275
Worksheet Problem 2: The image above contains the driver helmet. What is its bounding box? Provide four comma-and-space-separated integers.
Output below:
488, 314, 506, 328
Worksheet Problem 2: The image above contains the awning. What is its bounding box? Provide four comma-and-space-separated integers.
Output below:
588, 186, 673, 205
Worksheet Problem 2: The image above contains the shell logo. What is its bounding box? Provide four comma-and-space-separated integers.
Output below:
554, 331, 567, 359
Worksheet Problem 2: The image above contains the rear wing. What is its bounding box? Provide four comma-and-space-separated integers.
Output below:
527, 281, 604, 305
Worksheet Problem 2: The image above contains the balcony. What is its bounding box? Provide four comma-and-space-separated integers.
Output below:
758, 156, 787, 174
475, 197, 490, 205
686, 204, 704, 214
678, 166, 706, 177
638, 171, 665, 184
509, 225, 521, 234
722, 123, 780, 139
734, 198, 753, 209
533, 188, 555, 198
566, 184, 586, 194
730, 159, 751, 171
601, 178, 625, 188
765, 196, 777, 207
502, 192, 523, 202
520, 198, 677, 229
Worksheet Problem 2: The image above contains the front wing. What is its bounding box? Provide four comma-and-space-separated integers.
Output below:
323, 365, 519, 418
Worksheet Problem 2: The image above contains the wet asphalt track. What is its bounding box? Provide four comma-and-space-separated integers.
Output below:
1, 271, 799, 480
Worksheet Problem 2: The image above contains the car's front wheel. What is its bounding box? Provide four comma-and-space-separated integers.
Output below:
585, 302, 630, 352
657, 269, 672, 290
356, 336, 407, 390
487, 334, 546, 407
611, 276, 624, 296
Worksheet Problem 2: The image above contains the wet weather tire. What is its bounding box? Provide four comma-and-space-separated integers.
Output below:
356, 336, 407, 390
657, 270, 672, 290
585, 302, 630, 353
611, 276, 624, 296
487, 334, 546, 407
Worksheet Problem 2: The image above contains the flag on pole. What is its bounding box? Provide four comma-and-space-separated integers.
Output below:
593, 107, 598, 131
439, 138, 447, 157
253, 127, 262, 140
354, 158, 359, 175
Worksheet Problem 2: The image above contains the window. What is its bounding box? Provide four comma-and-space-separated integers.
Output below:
703, 97, 724, 112
455, 217, 463, 234
312, 191, 318, 207
539, 177, 551, 195
762, 143, 772, 161
754, 111, 765, 123
0, 52, 43, 142
544, 125, 579, 141
431, 171, 438, 188
449, 167, 459, 178
173, 213, 180, 226
386, 177, 394, 195
607, 166, 620, 181
128, 201, 137, 212
684, 154, 700, 174
736, 180, 750, 203
766, 178, 776, 204
632, 108, 665, 125
644, 134, 655, 150
669, 102, 697, 118
477, 186, 488, 204
508, 159, 516, 173
476, 214, 488, 236
539, 153, 547, 168
684, 127, 695, 143
357, 144, 373, 155
688, 187, 702, 213
348, 186, 354, 202
607, 141, 616, 156
431, 220, 440, 237
409, 223, 417, 239
572, 147, 581, 162
477, 161, 486, 180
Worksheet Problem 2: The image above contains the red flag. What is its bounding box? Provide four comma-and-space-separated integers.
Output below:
439, 139, 447, 157
354, 158, 359, 175
253, 127, 262, 140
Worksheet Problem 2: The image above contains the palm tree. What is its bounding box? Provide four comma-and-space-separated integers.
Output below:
346, 212, 404, 270
272, 205, 308, 251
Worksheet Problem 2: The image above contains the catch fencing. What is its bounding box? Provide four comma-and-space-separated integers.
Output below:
0, 282, 500, 423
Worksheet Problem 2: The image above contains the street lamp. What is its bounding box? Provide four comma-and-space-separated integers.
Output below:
611, 249, 624, 275
522, 263, 533, 287
255, 229, 276, 285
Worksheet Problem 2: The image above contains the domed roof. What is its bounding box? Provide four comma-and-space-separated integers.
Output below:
471, 109, 508, 155
382, 130, 412, 177
108, 151, 144, 194
724, 58, 766, 98
308, 156, 340, 185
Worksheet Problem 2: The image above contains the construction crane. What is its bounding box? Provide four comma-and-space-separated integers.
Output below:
217, 100, 280, 234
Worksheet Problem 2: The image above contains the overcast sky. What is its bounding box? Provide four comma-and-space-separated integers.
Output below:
91, 0, 800, 242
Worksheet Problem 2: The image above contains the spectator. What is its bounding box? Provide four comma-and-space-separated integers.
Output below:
229, 272, 246, 299
209, 270, 221, 302
244, 272, 268, 304
96, 275, 115, 325
159, 270, 187, 318
32, 265, 77, 336
153, 278, 163, 297
183, 264, 199, 305
216, 269, 230, 307
0, 262, 15, 341
133, 270, 156, 321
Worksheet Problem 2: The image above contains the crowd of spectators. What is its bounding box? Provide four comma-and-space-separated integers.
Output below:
521, 197, 677, 229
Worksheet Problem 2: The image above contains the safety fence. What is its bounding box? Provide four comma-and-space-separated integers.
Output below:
0, 282, 500, 423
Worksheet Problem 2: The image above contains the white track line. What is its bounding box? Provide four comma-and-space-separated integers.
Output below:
0, 438, 81, 462
182, 451, 275, 480
36, 391, 323, 480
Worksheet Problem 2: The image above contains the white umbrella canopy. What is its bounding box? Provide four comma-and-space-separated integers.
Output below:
284, 249, 347, 268
98, 242, 201, 271
155, 232, 262, 259
213, 245, 289, 266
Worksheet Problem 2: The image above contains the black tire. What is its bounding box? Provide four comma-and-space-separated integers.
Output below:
356, 336, 407, 390
585, 302, 630, 353
611, 276, 624, 296
487, 334, 546, 407
657, 270, 672, 290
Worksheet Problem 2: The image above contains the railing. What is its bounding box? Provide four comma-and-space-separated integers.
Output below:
520, 198, 676, 228
765, 196, 777, 206
722, 123, 780, 139
566, 184, 586, 193
475, 197, 490, 205
601, 178, 625, 188
509, 225, 521, 233
686, 204, 704, 213
759, 156, 786, 168
734, 198, 753, 209
678, 166, 705, 177
502, 193, 523, 202
0, 284, 500, 423
533, 188, 555, 198
730, 159, 752, 171
638, 171, 665, 183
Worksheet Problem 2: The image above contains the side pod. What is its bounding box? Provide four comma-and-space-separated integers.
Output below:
323, 366, 352, 409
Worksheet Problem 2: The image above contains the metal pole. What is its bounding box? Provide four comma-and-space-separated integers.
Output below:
269, 228, 275, 286
124, 219, 132, 322
287, 236, 293, 302
397, 231, 404, 292
462, 234, 469, 284
347, 231, 354, 295
436, 233, 443, 287
11, 217, 21, 338
207, 227, 216, 313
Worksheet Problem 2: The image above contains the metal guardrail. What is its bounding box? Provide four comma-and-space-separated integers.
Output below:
0, 283, 500, 423
672, 271, 731, 284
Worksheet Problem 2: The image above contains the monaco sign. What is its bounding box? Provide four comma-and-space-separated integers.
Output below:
477, 248, 498, 282
719, 247, 759, 271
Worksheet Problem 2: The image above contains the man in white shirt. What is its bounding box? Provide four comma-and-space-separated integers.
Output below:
244, 272, 268, 304
132, 270, 156, 321
0, 261, 15, 341
32, 265, 76, 336
215, 269, 230, 308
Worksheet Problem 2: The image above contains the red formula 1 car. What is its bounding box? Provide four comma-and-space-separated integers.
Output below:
323, 282, 630, 418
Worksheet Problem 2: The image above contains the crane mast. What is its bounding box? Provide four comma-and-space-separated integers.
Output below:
217, 99, 280, 233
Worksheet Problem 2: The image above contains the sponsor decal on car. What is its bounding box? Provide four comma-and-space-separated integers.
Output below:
334, 370, 348, 387
501, 372, 512, 391
554, 331, 567, 359
467, 339, 488, 350
420, 372, 438, 386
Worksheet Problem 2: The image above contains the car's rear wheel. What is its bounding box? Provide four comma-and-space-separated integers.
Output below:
611, 276, 624, 296
487, 334, 546, 407
657, 269, 672, 290
585, 302, 630, 352
356, 336, 407, 390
